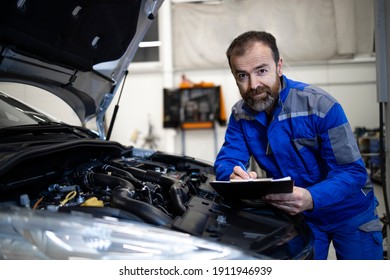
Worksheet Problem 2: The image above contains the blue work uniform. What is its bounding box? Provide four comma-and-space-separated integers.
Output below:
214, 75, 383, 259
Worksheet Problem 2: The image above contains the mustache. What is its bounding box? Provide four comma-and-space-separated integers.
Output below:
247, 86, 270, 97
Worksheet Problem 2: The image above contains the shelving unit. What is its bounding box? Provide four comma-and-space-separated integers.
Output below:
357, 132, 381, 185
163, 85, 225, 156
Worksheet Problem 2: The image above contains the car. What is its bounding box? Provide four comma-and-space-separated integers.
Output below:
0, 0, 314, 260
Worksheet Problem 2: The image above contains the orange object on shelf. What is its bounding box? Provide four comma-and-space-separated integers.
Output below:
179, 74, 195, 88
179, 75, 215, 89
181, 121, 214, 130
218, 86, 227, 125
178, 74, 227, 126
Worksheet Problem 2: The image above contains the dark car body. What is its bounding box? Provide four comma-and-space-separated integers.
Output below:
0, 0, 314, 260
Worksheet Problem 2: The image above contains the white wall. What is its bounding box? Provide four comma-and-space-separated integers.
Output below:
105, 69, 165, 149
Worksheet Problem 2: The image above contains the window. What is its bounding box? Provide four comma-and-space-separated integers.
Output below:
133, 15, 160, 62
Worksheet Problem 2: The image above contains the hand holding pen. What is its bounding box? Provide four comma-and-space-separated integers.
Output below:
230, 161, 257, 180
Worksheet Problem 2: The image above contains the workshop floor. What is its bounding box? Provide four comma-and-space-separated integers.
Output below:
327, 183, 387, 260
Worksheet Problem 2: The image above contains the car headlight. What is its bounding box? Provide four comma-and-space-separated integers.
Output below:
0, 205, 257, 260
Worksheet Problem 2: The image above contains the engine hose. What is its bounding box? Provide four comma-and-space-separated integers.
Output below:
85, 172, 135, 192
169, 181, 189, 215
111, 187, 172, 226
101, 164, 144, 188
125, 166, 190, 215
101, 165, 190, 217
125, 166, 178, 190
84, 171, 172, 226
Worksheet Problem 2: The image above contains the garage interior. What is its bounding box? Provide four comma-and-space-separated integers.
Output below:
0, 0, 389, 260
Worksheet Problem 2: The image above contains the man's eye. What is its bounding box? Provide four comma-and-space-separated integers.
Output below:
258, 69, 267, 74
237, 73, 247, 80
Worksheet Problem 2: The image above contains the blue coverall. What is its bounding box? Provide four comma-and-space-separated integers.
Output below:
214, 75, 383, 259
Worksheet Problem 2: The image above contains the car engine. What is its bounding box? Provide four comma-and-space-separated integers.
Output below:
0, 140, 314, 259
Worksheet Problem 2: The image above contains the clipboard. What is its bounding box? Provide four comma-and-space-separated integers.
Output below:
209, 177, 294, 201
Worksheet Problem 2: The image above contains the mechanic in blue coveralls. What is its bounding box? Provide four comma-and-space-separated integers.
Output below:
214, 30, 383, 260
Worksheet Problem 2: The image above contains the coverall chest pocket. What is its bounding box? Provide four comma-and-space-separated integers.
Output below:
291, 137, 321, 175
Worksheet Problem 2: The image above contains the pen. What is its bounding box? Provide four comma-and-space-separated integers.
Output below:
238, 161, 250, 176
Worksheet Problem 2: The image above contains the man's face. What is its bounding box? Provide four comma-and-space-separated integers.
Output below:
230, 42, 283, 113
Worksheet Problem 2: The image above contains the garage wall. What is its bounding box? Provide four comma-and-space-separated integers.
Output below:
172, 0, 374, 68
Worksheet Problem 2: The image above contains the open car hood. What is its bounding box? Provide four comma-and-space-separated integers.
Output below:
0, 0, 164, 138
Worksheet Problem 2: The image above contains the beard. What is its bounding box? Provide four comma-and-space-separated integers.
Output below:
245, 88, 276, 112
243, 82, 280, 112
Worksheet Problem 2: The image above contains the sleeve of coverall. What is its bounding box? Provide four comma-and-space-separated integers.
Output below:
214, 114, 251, 181
304, 103, 368, 215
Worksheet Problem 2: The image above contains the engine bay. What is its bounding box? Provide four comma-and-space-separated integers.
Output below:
0, 142, 314, 259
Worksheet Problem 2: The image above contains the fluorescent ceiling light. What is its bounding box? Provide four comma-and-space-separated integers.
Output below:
139, 41, 162, 48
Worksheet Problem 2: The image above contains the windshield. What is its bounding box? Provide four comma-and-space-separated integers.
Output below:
0, 93, 53, 128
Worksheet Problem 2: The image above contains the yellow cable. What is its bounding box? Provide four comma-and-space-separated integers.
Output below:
60, 191, 77, 206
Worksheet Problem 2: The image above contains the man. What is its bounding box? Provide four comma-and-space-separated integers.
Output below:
214, 31, 383, 260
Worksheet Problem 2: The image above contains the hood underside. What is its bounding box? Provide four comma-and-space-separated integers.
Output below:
0, 0, 164, 137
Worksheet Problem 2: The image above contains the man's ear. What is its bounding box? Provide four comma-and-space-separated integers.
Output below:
277, 58, 283, 77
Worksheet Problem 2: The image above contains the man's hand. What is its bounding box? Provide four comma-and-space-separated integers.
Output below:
230, 165, 258, 180
263, 186, 313, 215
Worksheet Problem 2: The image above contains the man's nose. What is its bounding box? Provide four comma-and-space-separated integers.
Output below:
249, 76, 260, 90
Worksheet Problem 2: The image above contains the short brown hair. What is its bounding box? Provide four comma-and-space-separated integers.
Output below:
226, 31, 280, 67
